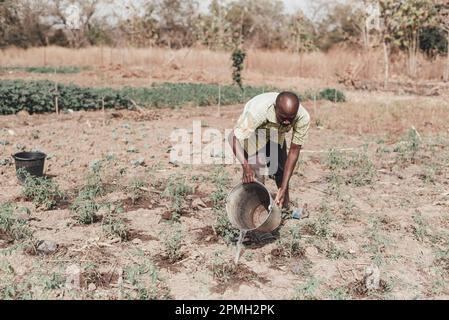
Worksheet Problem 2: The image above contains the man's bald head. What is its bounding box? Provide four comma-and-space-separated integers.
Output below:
275, 92, 300, 126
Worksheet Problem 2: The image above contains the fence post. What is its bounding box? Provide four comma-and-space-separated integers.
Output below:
54, 82, 59, 115
218, 84, 221, 117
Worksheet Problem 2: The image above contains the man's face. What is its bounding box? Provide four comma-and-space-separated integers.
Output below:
275, 107, 296, 126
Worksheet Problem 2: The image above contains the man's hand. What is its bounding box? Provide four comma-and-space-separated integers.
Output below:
242, 164, 256, 184
275, 188, 288, 208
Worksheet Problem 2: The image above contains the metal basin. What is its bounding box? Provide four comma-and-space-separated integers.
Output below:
226, 181, 281, 233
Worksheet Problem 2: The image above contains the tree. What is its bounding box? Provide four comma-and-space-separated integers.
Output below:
154, 0, 199, 48
0, 0, 51, 48
225, 0, 286, 49
419, 26, 447, 58
116, 0, 159, 47
39, 0, 111, 48
286, 10, 317, 53
379, 0, 435, 80
435, 0, 449, 81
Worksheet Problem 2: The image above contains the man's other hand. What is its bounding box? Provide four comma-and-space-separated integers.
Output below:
275, 188, 287, 208
242, 164, 256, 184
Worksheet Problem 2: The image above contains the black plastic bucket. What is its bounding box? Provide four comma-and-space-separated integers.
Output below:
12, 151, 47, 183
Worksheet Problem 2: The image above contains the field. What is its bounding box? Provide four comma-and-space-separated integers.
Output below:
0, 47, 448, 300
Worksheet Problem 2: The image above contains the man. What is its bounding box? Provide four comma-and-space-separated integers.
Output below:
228, 91, 310, 209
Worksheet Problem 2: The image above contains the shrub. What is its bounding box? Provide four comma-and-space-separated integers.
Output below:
319, 88, 346, 102
0, 203, 32, 241
20, 170, 63, 210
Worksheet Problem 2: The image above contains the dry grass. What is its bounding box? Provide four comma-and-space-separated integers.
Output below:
0, 46, 447, 82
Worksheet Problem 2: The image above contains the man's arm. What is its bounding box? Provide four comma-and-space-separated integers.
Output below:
275, 142, 302, 207
228, 130, 256, 184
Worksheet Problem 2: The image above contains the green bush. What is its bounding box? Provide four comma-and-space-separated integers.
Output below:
318, 88, 346, 103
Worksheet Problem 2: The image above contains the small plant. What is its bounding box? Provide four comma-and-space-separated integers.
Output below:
214, 210, 239, 243
328, 287, 349, 300
339, 196, 356, 217
363, 218, 392, 267
276, 226, 303, 259
325, 242, 348, 260
162, 224, 183, 263
84, 161, 107, 198
419, 165, 437, 184
0, 203, 32, 241
312, 203, 333, 239
327, 149, 348, 171
20, 169, 63, 210
162, 175, 193, 222
127, 179, 148, 205
102, 204, 128, 241
293, 277, 321, 300
210, 251, 236, 283
44, 272, 65, 291
394, 128, 422, 163
71, 190, 99, 225
347, 149, 377, 187
412, 212, 428, 242
123, 257, 170, 300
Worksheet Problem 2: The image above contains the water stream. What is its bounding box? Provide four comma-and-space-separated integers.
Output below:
234, 230, 247, 265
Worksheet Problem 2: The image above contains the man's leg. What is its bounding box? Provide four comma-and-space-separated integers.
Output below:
270, 141, 289, 208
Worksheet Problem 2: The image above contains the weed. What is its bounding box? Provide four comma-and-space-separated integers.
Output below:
394, 128, 422, 164
127, 179, 148, 205
338, 196, 357, 217
293, 277, 321, 300
363, 218, 392, 266
312, 203, 333, 239
84, 162, 107, 198
328, 287, 349, 300
0, 203, 32, 241
162, 224, 183, 263
434, 241, 449, 275
162, 174, 193, 222
276, 226, 303, 259
210, 251, 236, 283
102, 204, 128, 241
419, 165, 437, 184
44, 272, 65, 291
327, 149, 348, 171
123, 256, 170, 300
325, 242, 348, 260
1, 280, 33, 300
412, 212, 428, 242
20, 169, 63, 210
348, 149, 377, 187
71, 190, 99, 225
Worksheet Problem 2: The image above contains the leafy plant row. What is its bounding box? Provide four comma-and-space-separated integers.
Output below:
0, 66, 88, 74
0, 80, 346, 115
